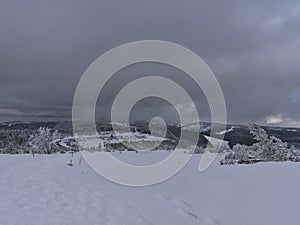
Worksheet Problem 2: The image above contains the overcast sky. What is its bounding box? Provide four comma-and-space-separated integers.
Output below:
0, 0, 299, 127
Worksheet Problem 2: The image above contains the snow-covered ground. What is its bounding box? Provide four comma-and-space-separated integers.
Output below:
60, 132, 167, 150
0, 152, 299, 225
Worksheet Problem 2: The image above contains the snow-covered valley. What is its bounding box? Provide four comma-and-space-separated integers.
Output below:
1, 152, 299, 225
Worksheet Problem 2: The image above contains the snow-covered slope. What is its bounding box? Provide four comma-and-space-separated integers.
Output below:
0, 152, 299, 225
181, 122, 211, 133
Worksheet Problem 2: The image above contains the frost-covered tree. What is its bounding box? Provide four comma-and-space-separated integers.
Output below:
249, 124, 292, 161
29, 127, 61, 154
232, 144, 250, 161
221, 124, 300, 165
220, 152, 234, 165
290, 145, 300, 162
0, 129, 30, 154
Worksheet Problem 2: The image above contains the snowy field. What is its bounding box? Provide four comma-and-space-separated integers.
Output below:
0, 152, 299, 225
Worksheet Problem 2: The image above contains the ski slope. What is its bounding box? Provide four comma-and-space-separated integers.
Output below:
0, 152, 299, 225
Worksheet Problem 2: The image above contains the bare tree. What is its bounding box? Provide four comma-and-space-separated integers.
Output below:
29, 127, 61, 154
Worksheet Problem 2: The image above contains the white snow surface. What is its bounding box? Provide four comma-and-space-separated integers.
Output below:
216, 127, 235, 135
0, 152, 299, 225
181, 122, 211, 133
70, 132, 167, 149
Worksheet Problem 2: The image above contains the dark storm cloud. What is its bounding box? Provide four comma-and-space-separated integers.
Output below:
0, 0, 299, 126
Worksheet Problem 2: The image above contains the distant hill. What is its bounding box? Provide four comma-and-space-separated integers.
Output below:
1, 121, 299, 149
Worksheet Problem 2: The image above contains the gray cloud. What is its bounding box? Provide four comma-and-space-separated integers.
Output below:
0, 0, 299, 126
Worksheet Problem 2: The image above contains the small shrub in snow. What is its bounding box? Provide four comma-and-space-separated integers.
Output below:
184, 146, 205, 154
67, 159, 73, 166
